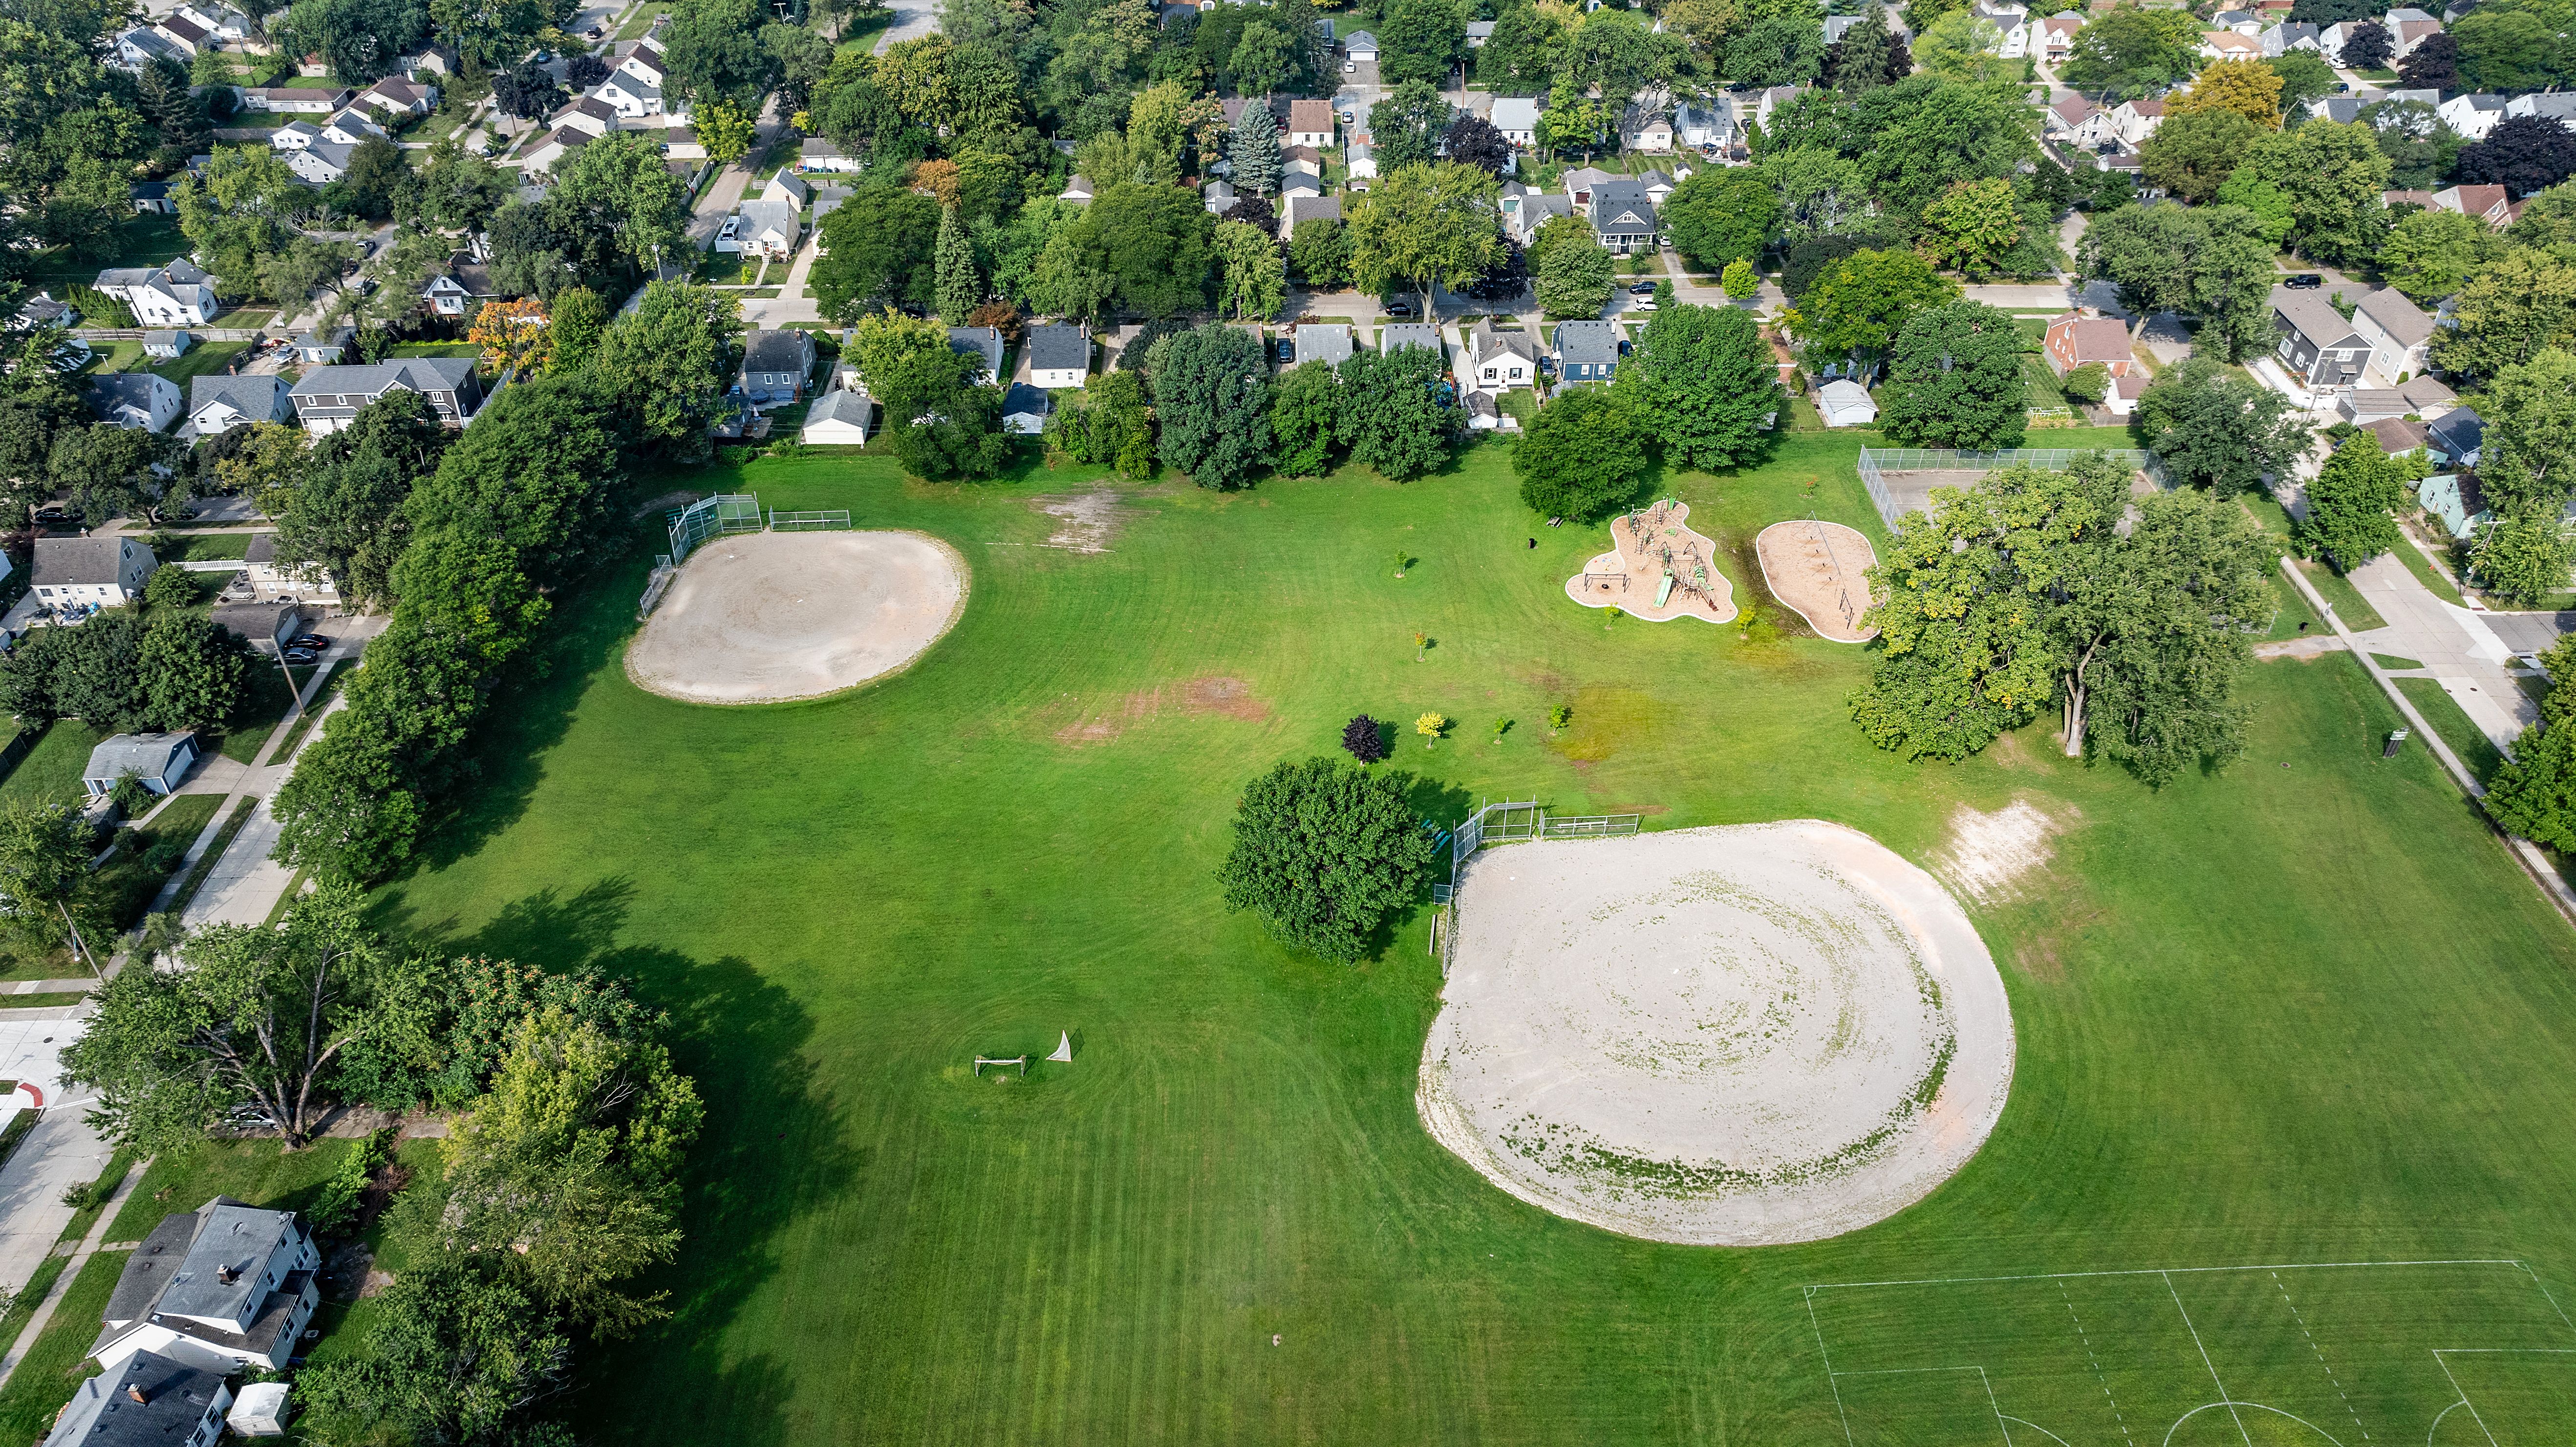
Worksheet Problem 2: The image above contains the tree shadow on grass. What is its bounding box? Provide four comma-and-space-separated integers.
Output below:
384, 882, 860, 1446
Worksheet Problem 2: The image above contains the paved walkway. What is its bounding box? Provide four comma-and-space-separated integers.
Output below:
0, 1150, 140, 1389
2340, 552, 2537, 752
180, 632, 371, 930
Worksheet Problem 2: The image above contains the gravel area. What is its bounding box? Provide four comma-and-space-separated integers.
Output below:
626, 531, 967, 704
1417, 821, 2014, 1246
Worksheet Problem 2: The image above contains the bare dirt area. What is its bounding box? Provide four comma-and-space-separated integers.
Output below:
1032, 490, 1132, 553
1564, 498, 1739, 624
1039, 675, 1269, 745
1418, 821, 2014, 1247
1755, 520, 1879, 643
1932, 798, 2072, 906
626, 531, 967, 705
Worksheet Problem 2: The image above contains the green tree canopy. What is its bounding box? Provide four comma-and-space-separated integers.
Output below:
1662, 167, 1782, 271
1514, 387, 1649, 522
1217, 756, 1438, 962
1335, 343, 1453, 480
1153, 323, 1272, 489
1877, 300, 2027, 450
1789, 248, 1959, 371
1617, 302, 1783, 472
2477, 346, 2576, 519
1348, 162, 1503, 315
2300, 437, 2406, 572
2137, 357, 2311, 494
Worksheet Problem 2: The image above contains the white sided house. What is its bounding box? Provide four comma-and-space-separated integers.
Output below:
1466, 321, 1538, 391
186, 375, 291, 438
82, 733, 199, 797
1026, 323, 1092, 389
243, 533, 339, 604
91, 1198, 321, 1377
32, 537, 153, 610
94, 260, 219, 327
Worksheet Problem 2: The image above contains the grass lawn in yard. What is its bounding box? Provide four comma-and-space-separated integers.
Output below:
618, 0, 670, 39
388, 341, 482, 358
2397, 676, 2511, 784
2374, 653, 2424, 670
0, 1252, 127, 1442
0, 993, 90, 1010
108, 1137, 362, 1244
163, 532, 253, 563
20, 217, 186, 290
2299, 557, 2390, 631
2393, 534, 2468, 606
146, 340, 252, 385
0, 723, 111, 807
342, 432, 2576, 1446
698, 250, 753, 285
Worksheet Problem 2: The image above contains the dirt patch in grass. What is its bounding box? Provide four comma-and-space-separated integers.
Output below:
1042, 675, 1269, 745
1183, 676, 1268, 721
1932, 797, 2075, 906
1032, 490, 1133, 553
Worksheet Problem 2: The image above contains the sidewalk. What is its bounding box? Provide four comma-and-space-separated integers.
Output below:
2340, 551, 2536, 752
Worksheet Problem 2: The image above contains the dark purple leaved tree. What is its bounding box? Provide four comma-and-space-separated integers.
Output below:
1342, 715, 1389, 764
2458, 115, 2576, 197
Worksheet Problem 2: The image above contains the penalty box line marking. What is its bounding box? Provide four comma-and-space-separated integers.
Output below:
1803, 1259, 2531, 1294
2428, 1348, 2576, 1447
2274, 1270, 2371, 1443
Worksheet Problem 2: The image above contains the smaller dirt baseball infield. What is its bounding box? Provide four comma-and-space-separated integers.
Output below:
626, 530, 967, 705
1755, 519, 1879, 643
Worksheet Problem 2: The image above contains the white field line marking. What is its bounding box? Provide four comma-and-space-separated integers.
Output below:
1807, 1286, 1856, 1447
2002, 1415, 2075, 1447
2518, 1263, 2576, 1334
2430, 1354, 2498, 1447
2426, 1398, 2469, 1447
2162, 1402, 2351, 1447
1806, 1259, 2527, 1293
2166, 1272, 2254, 1447
2061, 1279, 2134, 1446
1983, 1366, 2016, 1447
2273, 1271, 2371, 1441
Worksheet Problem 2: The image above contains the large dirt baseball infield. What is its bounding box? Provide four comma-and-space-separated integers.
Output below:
1417, 821, 2013, 1246
626, 531, 967, 704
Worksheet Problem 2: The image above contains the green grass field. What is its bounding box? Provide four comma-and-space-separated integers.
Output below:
358, 436, 2576, 1445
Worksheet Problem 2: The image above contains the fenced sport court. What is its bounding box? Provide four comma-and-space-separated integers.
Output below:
1805, 1257, 2576, 1446
1858, 449, 2165, 527
667, 493, 763, 563
1430, 798, 1645, 974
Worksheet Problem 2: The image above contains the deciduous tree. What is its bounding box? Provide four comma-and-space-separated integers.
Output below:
1213, 218, 1286, 320
2136, 356, 2311, 494
1662, 167, 1781, 271
2434, 246, 2576, 379
1336, 343, 1452, 480
2458, 114, 2576, 198
2478, 347, 2576, 519
2142, 107, 2265, 204
1617, 303, 1782, 471
1787, 248, 1959, 373
1915, 178, 2022, 275
2472, 511, 2574, 605
2380, 207, 2507, 303
2169, 58, 2284, 128
1153, 323, 1272, 489
2299, 437, 2405, 571
1515, 387, 1648, 522
1218, 756, 1438, 962
1877, 301, 2026, 449
1268, 359, 1340, 476
1347, 162, 1503, 316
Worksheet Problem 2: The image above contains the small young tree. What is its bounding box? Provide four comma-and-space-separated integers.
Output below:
2472, 513, 2574, 606
1217, 757, 1438, 962
1341, 715, 1388, 763
1416, 712, 1446, 745
1721, 260, 1759, 299
1547, 703, 1572, 732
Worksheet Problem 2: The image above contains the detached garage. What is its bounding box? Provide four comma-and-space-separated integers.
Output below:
83, 732, 198, 798
1816, 380, 1878, 428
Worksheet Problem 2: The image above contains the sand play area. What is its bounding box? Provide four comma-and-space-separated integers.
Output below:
1564, 499, 1738, 624
627, 531, 967, 704
1417, 821, 2013, 1246
1755, 520, 1879, 643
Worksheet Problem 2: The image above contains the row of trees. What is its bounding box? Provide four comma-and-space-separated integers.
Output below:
1514, 302, 1784, 521
269, 279, 741, 882
64, 887, 700, 1446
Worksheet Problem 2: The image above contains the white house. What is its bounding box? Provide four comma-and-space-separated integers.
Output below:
799, 137, 861, 172
1490, 96, 1541, 149
1620, 102, 1674, 152
2507, 91, 2576, 131
1817, 379, 1877, 426
2384, 7, 2446, 57
177, 1, 250, 41
111, 25, 182, 69
594, 70, 668, 118
142, 330, 192, 361
236, 85, 350, 114
2261, 21, 2322, 56
228, 1382, 292, 1439
2048, 94, 2113, 147
269, 120, 321, 150
549, 95, 621, 139
1344, 141, 1376, 187
84, 373, 181, 433
2352, 287, 2437, 380
282, 141, 354, 185
1975, 0, 2030, 56
1286, 98, 1335, 149
2036, 12, 2083, 60
90, 1197, 321, 1376
317, 108, 386, 145
763, 170, 812, 209
356, 76, 437, 119
82, 733, 199, 797
1466, 321, 1538, 391
1673, 101, 1733, 154
152, 13, 211, 55
801, 388, 872, 444
1026, 323, 1091, 389
42, 1351, 231, 1447
725, 200, 801, 260
2438, 92, 2506, 140
94, 260, 219, 326
186, 375, 292, 438
519, 127, 592, 174
2109, 97, 2166, 147
2199, 29, 2264, 59
32, 536, 155, 610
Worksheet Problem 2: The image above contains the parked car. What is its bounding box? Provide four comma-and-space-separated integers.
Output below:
289, 634, 329, 650
2285, 273, 2323, 289
719, 215, 741, 242
1342, 58, 1356, 72
282, 648, 321, 664
1275, 338, 1294, 362
1384, 299, 1416, 317
1629, 281, 1656, 295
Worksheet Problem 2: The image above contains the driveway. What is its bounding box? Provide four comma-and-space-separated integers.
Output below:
872, 0, 938, 53
0, 1021, 112, 1301
2342, 552, 2538, 751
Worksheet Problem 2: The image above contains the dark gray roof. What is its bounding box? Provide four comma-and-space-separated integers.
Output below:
768, 171, 811, 204
244, 533, 277, 565
2429, 405, 2484, 454
811, 184, 854, 222
799, 137, 843, 158
84, 374, 168, 422
740, 329, 811, 375
1589, 180, 1658, 237
1470, 321, 1537, 364
141, 330, 187, 347
288, 358, 475, 398
43, 1351, 227, 1447
100, 1212, 204, 1331
947, 326, 1004, 376
83, 733, 194, 784
1555, 319, 1621, 364
1024, 323, 1090, 374
153, 1198, 300, 1321
1002, 382, 1048, 417
209, 601, 304, 644
32, 537, 140, 587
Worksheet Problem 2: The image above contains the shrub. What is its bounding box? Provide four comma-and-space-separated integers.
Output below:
2062, 362, 2110, 404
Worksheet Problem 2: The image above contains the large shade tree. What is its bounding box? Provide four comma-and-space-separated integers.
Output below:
1218, 756, 1438, 962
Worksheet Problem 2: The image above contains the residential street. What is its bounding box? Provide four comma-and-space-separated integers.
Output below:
2343, 554, 2540, 751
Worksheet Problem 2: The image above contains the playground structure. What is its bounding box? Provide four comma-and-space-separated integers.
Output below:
1562, 499, 1739, 625
1754, 519, 1879, 644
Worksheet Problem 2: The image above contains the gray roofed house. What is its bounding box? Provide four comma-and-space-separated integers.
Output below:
15, 292, 75, 329
2263, 21, 2321, 54
1297, 323, 1355, 367
1465, 18, 1495, 43
288, 358, 484, 434
2354, 286, 2437, 378
801, 387, 874, 444
1002, 381, 1050, 434
292, 326, 354, 364
2427, 405, 2485, 466
763, 170, 811, 208
1466, 321, 1539, 390
1202, 177, 1237, 214
1025, 323, 1092, 387
1490, 96, 1543, 147
737, 328, 817, 403
32, 537, 154, 609
811, 183, 854, 225
39, 1350, 230, 1447
421, 253, 496, 318
1279, 192, 1342, 241
1588, 178, 1659, 254
2339, 373, 2456, 424
81, 733, 198, 798
1345, 28, 1378, 54
1380, 322, 1442, 357
799, 136, 860, 171
283, 139, 355, 185
948, 326, 1005, 384
85, 373, 180, 433
2312, 96, 2365, 124
1507, 190, 1571, 244
2271, 283, 2373, 393
91, 1197, 320, 1376
187, 374, 291, 438
1554, 319, 1622, 381
141, 330, 191, 360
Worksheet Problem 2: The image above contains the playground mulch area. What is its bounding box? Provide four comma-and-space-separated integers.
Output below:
1755, 519, 1879, 643
1561, 498, 1738, 624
